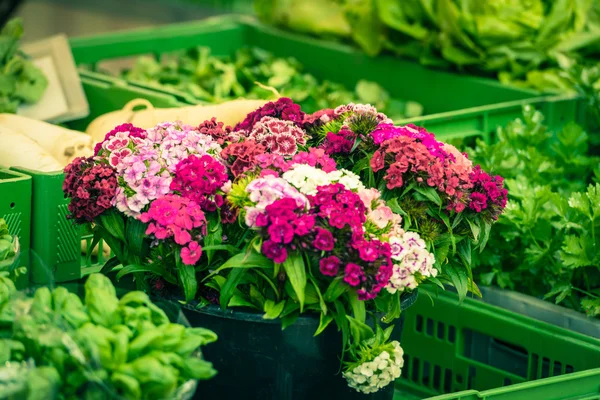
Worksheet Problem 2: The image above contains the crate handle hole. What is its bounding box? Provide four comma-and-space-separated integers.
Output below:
9, 202, 15, 208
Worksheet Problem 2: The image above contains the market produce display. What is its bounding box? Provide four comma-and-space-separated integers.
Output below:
62, 98, 507, 393
93, 46, 423, 120
469, 106, 600, 317
0, 18, 47, 113
0, 273, 217, 399
255, 0, 600, 97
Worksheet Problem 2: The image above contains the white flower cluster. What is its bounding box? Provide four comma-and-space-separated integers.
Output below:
334, 103, 393, 125
281, 164, 365, 195
343, 341, 404, 394
387, 231, 437, 294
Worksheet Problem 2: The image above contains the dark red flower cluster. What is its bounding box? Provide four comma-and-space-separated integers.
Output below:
94, 123, 146, 155
170, 154, 229, 212
197, 118, 234, 145
63, 157, 117, 223
322, 128, 356, 155
468, 165, 508, 220
371, 136, 471, 207
220, 140, 267, 177
234, 98, 305, 131
220, 199, 239, 224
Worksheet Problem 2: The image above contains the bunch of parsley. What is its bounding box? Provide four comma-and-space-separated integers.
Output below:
468, 106, 600, 317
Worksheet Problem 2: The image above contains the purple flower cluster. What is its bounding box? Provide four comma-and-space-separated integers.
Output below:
63, 157, 118, 223
235, 97, 305, 132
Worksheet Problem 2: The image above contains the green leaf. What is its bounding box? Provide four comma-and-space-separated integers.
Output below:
98, 209, 126, 242
323, 277, 347, 302
116, 263, 176, 284
309, 276, 327, 315
479, 222, 492, 253
444, 263, 468, 303
282, 253, 307, 312
213, 251, 273, 273
100, 256, 121, 275
382, 291, 402, 323
201, 245, 241, 254
204, 214, 223, 264
178, 262, 197, 303
228, 293, 256, 309
281, 311, 299, 330
219, 268, 246, 310
125, 217, 147, 257
414, 186, 442, 207
466, 218, 480, 241
263, 299, 286, 320
348, 291, 366, 323
314, 313, 334, 336
346, 315, 374, 344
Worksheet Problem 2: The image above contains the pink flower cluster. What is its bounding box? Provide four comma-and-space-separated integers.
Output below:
63, 157, 117, 223
247, 116, 307, 157
358, 188, 403, 234
370, 135, 472, 209
235, 97, 305, 131
170, 154, 229, 212
111, 121, 223, 216
140, 194, 207, 265
303, 108, 338, 130
334, 103, 392, 126
94, 123, 146, 156
468, 166, 508, 220
255, 148, 338, 176
371, 124, 452, 162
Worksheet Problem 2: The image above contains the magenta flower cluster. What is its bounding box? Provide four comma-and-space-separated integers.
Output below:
323, 128, 356, 155
170, 154, 229, 212
140, 194, 207, 265
63, 157, 117, 223
468, 166, 508, 220
310, 184, 393, 300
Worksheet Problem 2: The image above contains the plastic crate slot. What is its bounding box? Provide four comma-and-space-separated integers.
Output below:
433, 364, 442, 391
463, 329, 529, 378
426, 318, 434, 336
423, 361, 431, 387
566, 364, 575, 373
415, 315, 423, 333
443, 368, 453, 393
467, 366, 477, 389
437, 321, 445, 340
455, 374, 463, 385
448, 325, 456, 343
9, 202, 14, 208
411, 357, 421, 383
503, 377, 511, 386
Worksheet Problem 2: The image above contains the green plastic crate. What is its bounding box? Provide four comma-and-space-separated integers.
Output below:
393, 288, 600, 399
67, 15, 556, 142
422, 368, 600, 400
0, 169, 31, 287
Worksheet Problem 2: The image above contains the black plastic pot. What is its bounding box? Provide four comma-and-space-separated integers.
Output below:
182, 290, 418, 400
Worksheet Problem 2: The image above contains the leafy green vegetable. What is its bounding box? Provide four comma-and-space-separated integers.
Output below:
0, 18, 47, 113
467, 106, 600, 317
89, 46, 422, 121
0, 274, 217, 399
256, 1, 600, 104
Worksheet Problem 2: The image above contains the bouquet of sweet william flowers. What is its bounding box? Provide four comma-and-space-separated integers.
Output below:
63, 98, 507, 394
